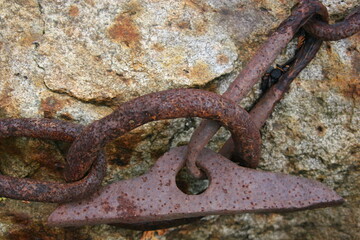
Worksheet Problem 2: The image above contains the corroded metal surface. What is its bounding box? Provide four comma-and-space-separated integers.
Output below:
185, 0, 334, 178
304, 6, 360, 41
1, 0, 356, 230
48, 147, 344, 227
220, 33, 324, 157
64, 89, 261, 182
0, 119, 106, 203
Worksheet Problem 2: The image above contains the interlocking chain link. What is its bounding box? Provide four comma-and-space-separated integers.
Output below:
0, 0, 359, 229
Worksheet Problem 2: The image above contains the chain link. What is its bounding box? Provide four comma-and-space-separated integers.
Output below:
0, 0, 359, 230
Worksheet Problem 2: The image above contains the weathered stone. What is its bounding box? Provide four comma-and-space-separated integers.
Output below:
0, 0, 359, 239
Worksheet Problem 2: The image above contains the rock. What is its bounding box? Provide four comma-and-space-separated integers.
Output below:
0, 0, 359, 239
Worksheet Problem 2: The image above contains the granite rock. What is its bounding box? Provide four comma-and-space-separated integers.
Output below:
0, 0, 359, 239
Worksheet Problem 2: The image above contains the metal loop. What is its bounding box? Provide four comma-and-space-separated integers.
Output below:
63, 89, 261, 181
304, 6, 360, 41
0, 119, 106, 203
184, 0, 335, 178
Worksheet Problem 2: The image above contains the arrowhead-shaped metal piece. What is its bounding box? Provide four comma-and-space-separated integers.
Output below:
48, 147, 343, 227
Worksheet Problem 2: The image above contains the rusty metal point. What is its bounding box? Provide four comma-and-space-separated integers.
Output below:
48, 147, 343, 227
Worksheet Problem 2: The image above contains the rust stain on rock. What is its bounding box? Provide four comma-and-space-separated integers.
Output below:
105, 70, 134, 85
84, 0, 95, 7
40, 96, 65, 118
321, 39, 360, 99
108, 15, 141, 47
192, 19, 209, 35
117, 73, 133, 85
27, 139, 65, 176
2, 210, 64, 240
188, 61, 213, 85
327, 67, 360, 99
152, 43, 165, 52
105, 128, 147, 167
115, 129, 147, 150
0, 138, 23, 157
177, 21, 191, 30
169, 15, 208, 36
183, 0, 208, 12
18, 33, 40, 47
5, 212, 31, 226
68, 5, 79, 17
217, 54, 230, 65
0, 85, 14, 110
340, 81, 360, 99
14, 0, 37, 7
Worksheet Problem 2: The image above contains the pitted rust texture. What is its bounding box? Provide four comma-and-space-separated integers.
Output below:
304, 7, 360, 41
185, 0, 331, 178
250, 33, 324, 129
0, 119, 106, 203
222, 0, 328, 101
0, 0, 355, 230
219, 34, 323, 157
0, 118, 82, 141
48, 147, 344, 227
64, 89, 261, 182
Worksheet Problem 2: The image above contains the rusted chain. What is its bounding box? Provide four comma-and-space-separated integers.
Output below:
63, 89, 261, 182
304, 6, 360, 41
185, 0, 330, 178
219, 33, 323, 158
0, 0, 353, 230
0, 119, 106, 203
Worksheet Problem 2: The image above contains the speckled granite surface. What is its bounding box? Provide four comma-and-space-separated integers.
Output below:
0, 0, 358, 239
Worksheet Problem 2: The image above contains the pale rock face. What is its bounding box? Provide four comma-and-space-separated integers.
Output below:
0, 0, 359, 239
36, 0, 241, 103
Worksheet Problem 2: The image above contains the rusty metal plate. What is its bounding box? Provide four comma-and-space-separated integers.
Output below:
48, 147, 343, 227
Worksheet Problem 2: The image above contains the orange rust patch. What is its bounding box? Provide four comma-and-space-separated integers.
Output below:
122, 0, 142, 16
27, 139, 66, 177
320, 38, 360, 99
183, 0, 208, 12
326, 63, 359, 99
69, 5, 79, 17
337, 80, 360, 99
85, 0, 95, 7
152, 43, 165, 52
115, 129, 147, 150
108, 15, 140, 47
2, 213, 85, 240
0, 138, 22, 157
0, 85, 15, 115
19, 33, 40, 47
170, 16, 208, 36
116, 72, 133, 85
0, 41, 3, 50
192, 19, 208, 35
188, 61, 213, 85
141, 230, 168, 240
323, 72, 360, 99
105, 129, 147, 167
40, 96, 64, 118
13, 0, 37, 7
177, 21, 191, 30
217, 54, 229, 65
